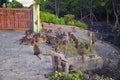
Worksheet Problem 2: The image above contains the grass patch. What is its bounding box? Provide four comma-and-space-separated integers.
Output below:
42, 51, 56, 56
58, 38, 96, 57
59, 43, 79, 57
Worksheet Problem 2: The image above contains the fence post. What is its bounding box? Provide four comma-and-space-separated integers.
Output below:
32, 2, 42, 33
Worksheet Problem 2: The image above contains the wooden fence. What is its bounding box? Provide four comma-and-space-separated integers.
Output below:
0, 8, 32, 31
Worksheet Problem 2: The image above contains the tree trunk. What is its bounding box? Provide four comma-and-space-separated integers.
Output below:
112, 0, 119, 30
55, 0, 57, 17
106, 11, 109, 24
106, 10, 112, 26
90, 0, 93, 26
55, 0, 60, 17
80, 11, 83, 19
80, 0, 83, 19
57, 0, 60, 17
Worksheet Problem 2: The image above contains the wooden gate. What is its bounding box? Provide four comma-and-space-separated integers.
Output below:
0, 8, 32, 31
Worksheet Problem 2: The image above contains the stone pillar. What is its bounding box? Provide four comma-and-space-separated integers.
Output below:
32, 2, 42, 33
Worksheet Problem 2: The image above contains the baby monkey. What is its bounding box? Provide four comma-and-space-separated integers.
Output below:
33, 44, 42, 60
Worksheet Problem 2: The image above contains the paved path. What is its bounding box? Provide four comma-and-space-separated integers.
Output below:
0, 31, 52, 80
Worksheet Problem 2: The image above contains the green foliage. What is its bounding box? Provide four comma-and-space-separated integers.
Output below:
40, 11, 88, 29
40, 11, 65, 24
59, 43, 79, 57
49, 71, 84, 80
34, 0, 41, 4
59, 39, 94, 57
101, 2, 106, 7
7, 0, 23, 8
0, 0, 7, 8
77, 39, 96, 54
40, 0, 54, 13
63, 14, 75, 24
7, 2, 12, 8
49, 71, 114, 80
63, 14, 88, 29
101, 76, 114, 80
39, 0, 114, 22
68, 20, 88, 29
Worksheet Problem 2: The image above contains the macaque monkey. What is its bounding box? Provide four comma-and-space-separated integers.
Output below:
19, 35, 32, 45
31, 38, 37, 46
62, 32, 69, 45
33, 44, 41, 60
69, 32, 76, 42
25, 29, 33, 36
69, 65, 76, 73
71, 27, 76, 32
55, 45, 60, 52
75, 39, 79, 49
78, 44, 84, 63
85, 43, 89, 49
45, 33, 51, 44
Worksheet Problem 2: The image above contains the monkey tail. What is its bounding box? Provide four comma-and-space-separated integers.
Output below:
36, 55, 41, 60
14, 39, 21, 44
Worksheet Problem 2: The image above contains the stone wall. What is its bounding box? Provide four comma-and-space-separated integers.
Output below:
67, 54, 103, 71
52, 53, 103, 72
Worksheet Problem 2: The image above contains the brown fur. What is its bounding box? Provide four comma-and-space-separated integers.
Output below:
55, 45, 60, 52
45, 33, 51, 44
69, 32, 76, 41
71, 27, 76, 32
31, 38, 37, 46
19, 35, 32, 45
33, 44, 41, 60
75, 39, 79, 49
69, 32, 79, 48
33, 44, 41, 55
25, 29, 33, 36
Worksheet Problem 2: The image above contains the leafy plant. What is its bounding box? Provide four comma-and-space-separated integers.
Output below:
40, 11, 88, 29
49, 71, 84, 80
101, 76, 114, 80
68, 20, 88, 29
40, 11, 65, 24
63, 14, 75, 24
48, 71, 114, 80
7, 0, 23, 8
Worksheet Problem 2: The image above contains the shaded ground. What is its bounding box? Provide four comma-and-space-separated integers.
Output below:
0, 24, 120, 80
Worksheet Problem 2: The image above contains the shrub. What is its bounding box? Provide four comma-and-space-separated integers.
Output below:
49, 71, 84, 80
63, 14, 75, 24
40, 11, 88, 29
68, 20, 88, 29
101, 76, 114, 80
67, 20, 75, 25
48, 71, 114, 80
74, 21, 88, 29
40, 11, 65, 24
